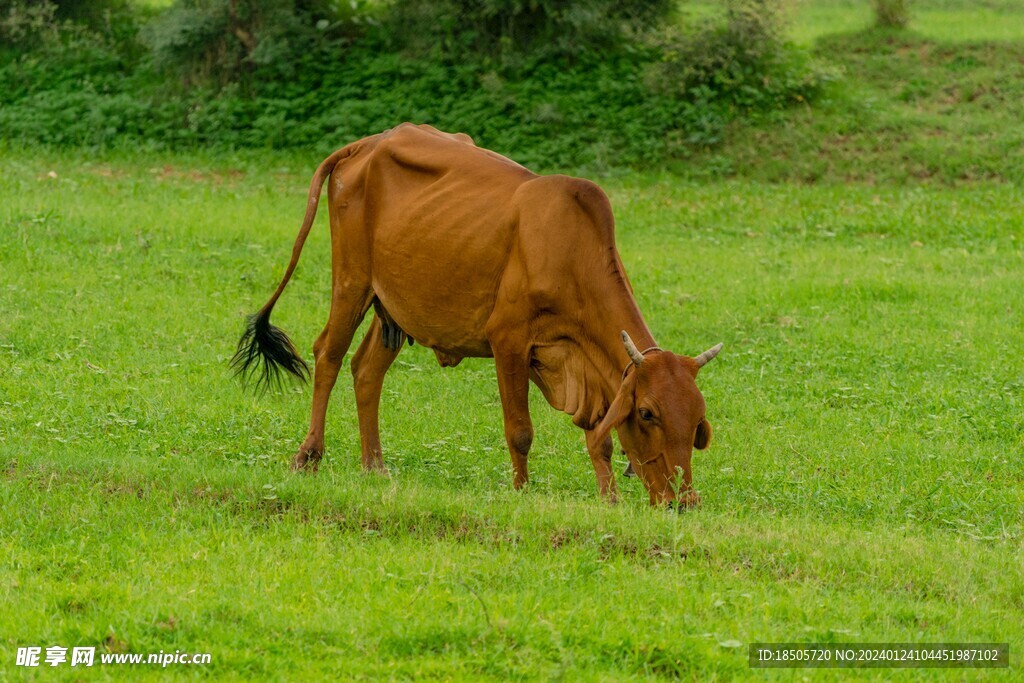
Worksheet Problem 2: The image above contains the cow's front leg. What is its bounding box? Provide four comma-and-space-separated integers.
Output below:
492, 347, 533, 489
350, 315, 401, 473
585, 429, 618, 503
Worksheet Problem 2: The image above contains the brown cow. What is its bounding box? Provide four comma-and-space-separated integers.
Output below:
233, 123, 722, 506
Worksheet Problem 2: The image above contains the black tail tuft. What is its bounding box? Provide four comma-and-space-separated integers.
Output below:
231, 309, 310, 393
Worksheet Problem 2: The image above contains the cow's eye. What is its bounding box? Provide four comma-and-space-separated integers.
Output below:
638, 408, 654, 422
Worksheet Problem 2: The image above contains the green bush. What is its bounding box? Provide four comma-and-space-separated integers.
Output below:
51, 0, 128, 24
0, 0, 834, 169
873, 0, 910, 29
644, 0, 837, 116
0, 1, 60, 49
0, 0, 128, 36
1, 0, 141, 64
382, 0, 672, 67
142, 0, 365, 87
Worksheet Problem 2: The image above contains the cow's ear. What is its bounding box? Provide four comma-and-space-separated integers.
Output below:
592, 373, 636, 445
694, 418, 713, 450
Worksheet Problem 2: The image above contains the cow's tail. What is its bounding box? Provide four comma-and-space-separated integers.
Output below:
231, 146, 352, 392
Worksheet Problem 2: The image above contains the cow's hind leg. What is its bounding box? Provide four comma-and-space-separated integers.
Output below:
351, 315, 402, 473
293, 285, 374, 471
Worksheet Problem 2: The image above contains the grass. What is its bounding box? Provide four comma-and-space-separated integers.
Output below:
677, 28, 1024, 185
3, 3, 1024, 680
783, 0, 1024, 45
1, 148, 1021, 679
668, 2, 1024, 185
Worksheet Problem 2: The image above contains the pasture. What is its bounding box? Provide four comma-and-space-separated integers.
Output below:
2, 148, 1021, 679
2, 0, 1023, 679
783, 0, 1024, 44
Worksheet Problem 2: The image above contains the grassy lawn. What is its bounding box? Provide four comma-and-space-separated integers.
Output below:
1, 147, 1021, 679
786, 0, 1024, 44
681, 36, 1024, 186
3, 3, 1024, 680
682, 1, 1024, 44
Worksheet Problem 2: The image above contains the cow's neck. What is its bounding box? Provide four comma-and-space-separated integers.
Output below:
589, 293, 657, 399
530, 284, 656, 430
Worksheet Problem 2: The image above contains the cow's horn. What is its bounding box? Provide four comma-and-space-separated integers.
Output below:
621, 330, 645, 366
694, 342, 723, 368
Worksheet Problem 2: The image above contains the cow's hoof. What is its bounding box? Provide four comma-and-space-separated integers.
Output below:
676, 490, 701, 509
291, 448, 322, 472
361, 461, 390, 477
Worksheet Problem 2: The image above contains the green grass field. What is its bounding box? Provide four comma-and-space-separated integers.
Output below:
3, 2, 1023, 680
793, 0, 1024, 44
679, 3, 1024, 186
3, 154, 1021, 679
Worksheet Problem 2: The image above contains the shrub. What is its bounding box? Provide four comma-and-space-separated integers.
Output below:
381, 0, 673, 68
644, 0, 837, 116
0, 0, 837, 168
142, 0, 366, 87
0, 1, 59, 49
0, 0, 129, 40
873, 0, 910, 29
1, 0, 141, 59
50, 0, 127, 22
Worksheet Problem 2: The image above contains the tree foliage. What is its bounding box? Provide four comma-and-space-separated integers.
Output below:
0, 0, 835, 168
141, 0, 370, 86
383, 0, 673, 66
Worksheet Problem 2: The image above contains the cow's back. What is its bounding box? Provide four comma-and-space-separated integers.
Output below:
329, 124, 537, 356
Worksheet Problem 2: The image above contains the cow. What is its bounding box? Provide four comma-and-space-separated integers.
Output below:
233, 123, 722, 507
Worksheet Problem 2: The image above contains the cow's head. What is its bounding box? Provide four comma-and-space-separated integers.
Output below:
593, 331, 721, 508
